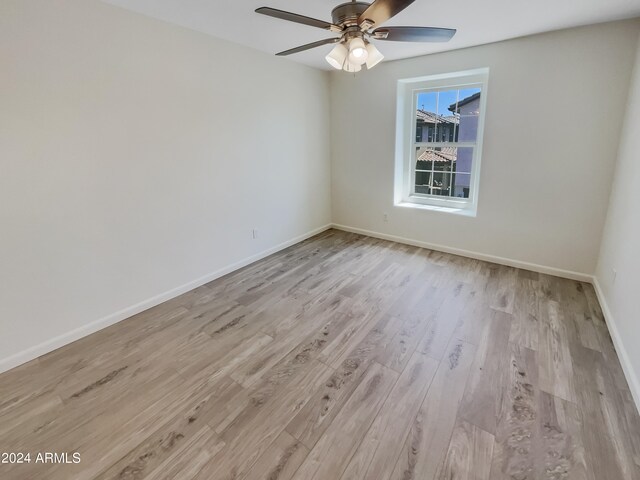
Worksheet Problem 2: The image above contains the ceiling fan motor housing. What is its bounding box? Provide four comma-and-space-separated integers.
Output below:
331, 2, 370, 26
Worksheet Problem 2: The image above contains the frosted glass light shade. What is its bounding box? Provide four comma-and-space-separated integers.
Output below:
325, 43, 348, 70
348, 37, 368, 65
365, 43, 384, 69
342, 60, 362, 73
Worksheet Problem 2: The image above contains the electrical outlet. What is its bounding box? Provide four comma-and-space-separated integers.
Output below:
383, 212, 388, 223
252, 229, 258, 240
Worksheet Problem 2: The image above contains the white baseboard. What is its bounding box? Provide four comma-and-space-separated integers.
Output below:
331, 223, 593, 282
592, 277, 640, 412
0, 224, 332, 375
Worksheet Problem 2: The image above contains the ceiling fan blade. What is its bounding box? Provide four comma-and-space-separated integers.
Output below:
358, 0, 415, 28
276, 38, 340, 56
372, 26, 456, 42
256, 7, 339, 31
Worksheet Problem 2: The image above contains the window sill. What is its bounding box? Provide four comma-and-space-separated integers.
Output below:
395, 201, 477, 217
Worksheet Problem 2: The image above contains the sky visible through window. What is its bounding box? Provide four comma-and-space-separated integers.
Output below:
417, 88, 481, 116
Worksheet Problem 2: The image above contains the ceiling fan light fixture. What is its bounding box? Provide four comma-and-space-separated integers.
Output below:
365, 42, 384, 69
325, 42, 348, 70
347, 37, 368, 65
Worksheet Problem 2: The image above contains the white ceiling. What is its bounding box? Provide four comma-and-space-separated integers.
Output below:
101, 0, 640, 70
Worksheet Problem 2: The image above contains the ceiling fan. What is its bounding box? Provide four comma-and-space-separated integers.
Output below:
255, 0, 456, 72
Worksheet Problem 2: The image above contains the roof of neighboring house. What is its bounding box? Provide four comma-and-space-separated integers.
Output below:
448, 92, 481, 113
417, 146, 457, 163
416, 110, 459, 125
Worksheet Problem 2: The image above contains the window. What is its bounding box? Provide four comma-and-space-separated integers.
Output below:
394, 69, 488, 214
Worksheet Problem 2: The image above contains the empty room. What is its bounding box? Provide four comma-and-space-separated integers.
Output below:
2, 0, 640, 478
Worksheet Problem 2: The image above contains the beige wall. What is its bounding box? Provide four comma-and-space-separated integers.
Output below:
0, 0, 332, 370
596, 32, 640, 407
330, 20, 640, 276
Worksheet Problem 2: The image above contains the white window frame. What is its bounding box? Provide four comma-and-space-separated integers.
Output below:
394, 68, 489, 215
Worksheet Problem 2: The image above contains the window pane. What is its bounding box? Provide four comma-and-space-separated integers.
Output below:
453, 173, 471, 198
454, 146, 473, 174
435, 90, 458, 143
452, 88, 481, 143
415, 147, 433, 171
433, 161, 451, 172
415, 171, 431, 194
416, 90, 460, 143
430, 171, 452, 196
416, 92, 438, 143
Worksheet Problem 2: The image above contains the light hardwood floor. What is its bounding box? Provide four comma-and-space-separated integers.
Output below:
1, 229, 639, 480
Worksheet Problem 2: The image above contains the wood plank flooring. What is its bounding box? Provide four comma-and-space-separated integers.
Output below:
1, 229, 639, 480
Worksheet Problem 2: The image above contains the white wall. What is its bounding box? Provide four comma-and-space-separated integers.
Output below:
331, 20, 640, 277
595, 33, 640, 406
0, 0, 331, 370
